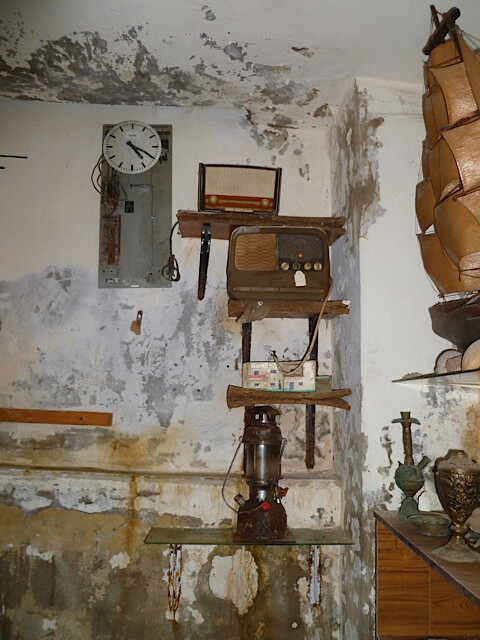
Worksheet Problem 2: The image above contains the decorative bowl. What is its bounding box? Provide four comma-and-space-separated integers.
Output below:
407, 512, 451, 537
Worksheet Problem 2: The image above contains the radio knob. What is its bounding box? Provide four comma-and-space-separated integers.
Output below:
304, 262, 312, 271
209, 195, 218, 205
313, 262, 323, 271
261, 198, 270, 209
280, 262, 290, 271
293, 262, 301, 270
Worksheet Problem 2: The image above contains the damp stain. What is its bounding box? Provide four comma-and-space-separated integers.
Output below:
313, 103, 332, 118
0, 32, 227, 106
330, 83, 385, 240
291, 47, 314, 58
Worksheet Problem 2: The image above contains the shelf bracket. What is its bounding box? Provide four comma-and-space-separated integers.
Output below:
167, 543, 182, 622
197, 223, 211, 300
309, 544, 322, 606
306, 314, 319, 469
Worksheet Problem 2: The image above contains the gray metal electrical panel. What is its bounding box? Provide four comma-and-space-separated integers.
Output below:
98, 124, 172, 288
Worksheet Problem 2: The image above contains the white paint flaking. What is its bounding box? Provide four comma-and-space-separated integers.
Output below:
109, 551, 131, 569
208, 548, 258, 615
42, 618, 57, 631
26, 545, 53, 563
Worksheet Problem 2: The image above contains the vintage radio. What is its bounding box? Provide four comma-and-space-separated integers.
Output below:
227, 225, 330, 301
198, 164, 282, 214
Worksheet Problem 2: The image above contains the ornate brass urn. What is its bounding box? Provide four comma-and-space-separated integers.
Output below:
433, 449, 480, 563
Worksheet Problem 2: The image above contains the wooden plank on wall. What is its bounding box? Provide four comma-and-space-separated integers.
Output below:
0, 408, 112, 427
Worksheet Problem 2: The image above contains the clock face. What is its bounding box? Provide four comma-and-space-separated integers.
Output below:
103, 121, 161, 174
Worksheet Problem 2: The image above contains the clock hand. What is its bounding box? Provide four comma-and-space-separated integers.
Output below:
126, 140, 144, 159
127, 140, 157, 161
135, 147, 156, 160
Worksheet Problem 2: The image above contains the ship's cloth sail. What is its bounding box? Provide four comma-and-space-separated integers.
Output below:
415, 179, 436, 232
417, 232, 480, 295
423, 86, 448, 148
442, 117, 480, 194
435, 190, 480, 272
427, 136, 459, 202
418, 25, 480, 293
431, 62, 477, 126
457, 32, 480, 107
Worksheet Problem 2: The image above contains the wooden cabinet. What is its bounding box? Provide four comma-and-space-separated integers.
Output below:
375, 509, 480, 639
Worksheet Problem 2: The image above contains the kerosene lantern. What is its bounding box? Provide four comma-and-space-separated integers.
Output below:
234, 406, 288, 541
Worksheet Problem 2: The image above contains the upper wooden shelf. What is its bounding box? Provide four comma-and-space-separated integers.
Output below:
228, 299, 350, 320
226, 385, 351, 410
177, 210, 346, 245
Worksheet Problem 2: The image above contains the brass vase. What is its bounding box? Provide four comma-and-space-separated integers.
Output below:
433, 449, 480, 563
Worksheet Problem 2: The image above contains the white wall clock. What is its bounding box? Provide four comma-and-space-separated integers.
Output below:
102, 120, 161, 174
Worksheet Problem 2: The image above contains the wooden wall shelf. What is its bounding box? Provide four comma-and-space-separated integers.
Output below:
226, 385, 351, 410
227, 299, 350, 320
177, 210, 346, 245
0, 407, 112, 426
375, 508, 480, 639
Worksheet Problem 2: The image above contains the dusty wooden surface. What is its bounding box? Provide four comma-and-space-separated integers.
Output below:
375, 509, 480, 638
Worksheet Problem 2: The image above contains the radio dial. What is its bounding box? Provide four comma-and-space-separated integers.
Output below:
313, 262, 323, 271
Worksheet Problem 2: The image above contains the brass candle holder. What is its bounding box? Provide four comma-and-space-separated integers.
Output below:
391, 412, 429, 520
433, 449, 480, 563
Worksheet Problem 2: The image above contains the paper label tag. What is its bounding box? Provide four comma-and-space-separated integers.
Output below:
294, 270, 306, 287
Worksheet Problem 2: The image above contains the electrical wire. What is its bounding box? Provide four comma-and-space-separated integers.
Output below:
162, 221, 181, 282
270, 278, 333, 376
90, 154, 127, 216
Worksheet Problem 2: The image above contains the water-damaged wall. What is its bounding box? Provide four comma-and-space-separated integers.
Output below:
331, 79, 480, 639
0, 99, 345, 639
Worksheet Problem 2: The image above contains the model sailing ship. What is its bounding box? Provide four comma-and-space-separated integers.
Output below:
417, 6, 480, 357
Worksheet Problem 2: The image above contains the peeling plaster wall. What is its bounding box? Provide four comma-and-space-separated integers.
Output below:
331, 78, 480, 639
0, 0, 344, 133
0, 99, 343, 638
330, 80, 370, 640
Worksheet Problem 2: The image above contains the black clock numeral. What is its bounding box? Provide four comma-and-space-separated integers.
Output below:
110, 134, 116, 139
131, 164, 134, 172
142, 162, 146, 168
119, 126, 124, 132
118, 162, 123, 168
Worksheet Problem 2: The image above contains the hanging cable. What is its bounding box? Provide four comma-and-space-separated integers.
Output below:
270, 278, 333, 376
162, 221, 181, 282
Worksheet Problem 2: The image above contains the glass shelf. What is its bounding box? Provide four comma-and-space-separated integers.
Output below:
392, 368, 480, 388
144, 527, 353, 546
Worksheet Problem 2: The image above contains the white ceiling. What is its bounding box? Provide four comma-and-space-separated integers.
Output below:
1, 0, 479, 128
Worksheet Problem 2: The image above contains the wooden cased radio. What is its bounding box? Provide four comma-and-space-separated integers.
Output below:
227, 225, 330, 301
198, 164, 282, 214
